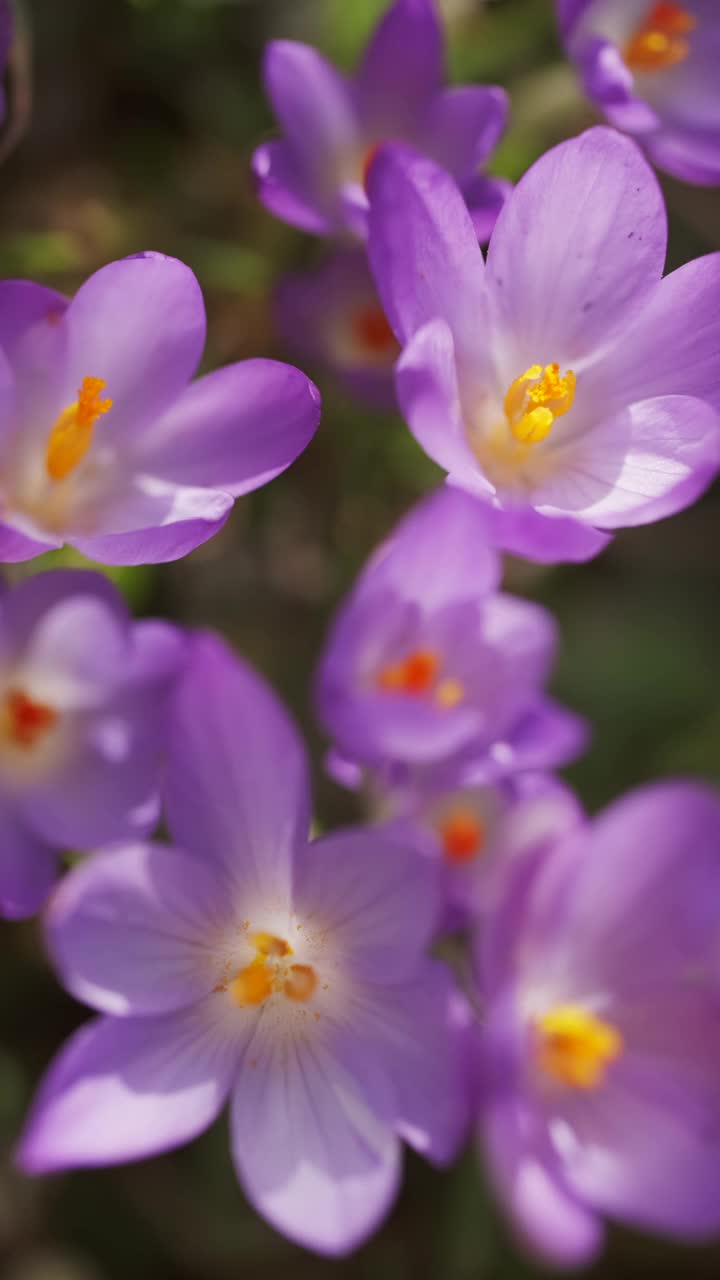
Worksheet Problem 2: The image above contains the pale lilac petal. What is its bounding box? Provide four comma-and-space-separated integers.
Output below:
230, 1018, 401, 1256
464, 174, 512, 244
395, 319, 493, 493
422, 86, 508, 177
0, 520, 61, 562
72, 481, 233, 565
479, 502, 611, 564
138, 360, 320, 495
367, 145, 488, 358
59, 254, 206, 439
0, 567, 125, 662
293, 828, 440, 983
17, 1005, 239, 1173
536, 396, 719, 528
165, 633, 311, 898
0, 798, 57, 920
252, 142, 335, 237
483, 1095, 604, 1267
356, 0, 443, 132
486, 128, 667, 365
0, 281, 68, 366
46, 843, 230, 1016
647, 129, 720, 187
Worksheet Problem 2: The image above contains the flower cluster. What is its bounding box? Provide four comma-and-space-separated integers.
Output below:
2, 0, 720, 1270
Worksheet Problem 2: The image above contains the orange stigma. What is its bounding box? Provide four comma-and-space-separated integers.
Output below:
535, 1005, 623, 1090
2, 689, 58, 750
438, 810, 486, 864
46, 376, 113, 481
377, 650, 440, 696
230, 933, 318, 1009
351, 303, 398, 357
625, 3, 696, 71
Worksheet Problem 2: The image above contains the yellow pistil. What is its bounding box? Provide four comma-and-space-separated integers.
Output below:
535, 1005, 623, 1090
230, 932, 318, 1009
2, 688, 58, 751
45, 376, 113, 481
625, 3, 696, 73
504, 363, 576, 446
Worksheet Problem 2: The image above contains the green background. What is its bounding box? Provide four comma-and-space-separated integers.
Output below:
1, 1, 719, 1277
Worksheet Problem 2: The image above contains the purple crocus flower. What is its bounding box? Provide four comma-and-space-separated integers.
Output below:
252, 0, 509, 242
315, 485, 587, 781
0, 253, 320, 564
559, 2, 720, 185
475, 780, 720, 1266
17, 633, 470, 1256
0, 569, 184, 920
366, 127, 720, 563
381, 773, 583, 930
275, 251, 399, 409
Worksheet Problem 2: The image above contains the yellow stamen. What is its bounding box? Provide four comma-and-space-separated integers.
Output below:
2, 688, 58, 751
625, 3, 696, 72
253, 932, 292, 958
438, 810, 485, 864
229, 933, 318, 1009
45, 376, 113, 481
230, 960, 275, 1007
504, 362, 576, 446
284, 964, 318, 1003
435, 677, 464, 709
535, 1005, 623, 1089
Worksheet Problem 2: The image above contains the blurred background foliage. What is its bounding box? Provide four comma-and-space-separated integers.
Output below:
1, 1, 719, 1277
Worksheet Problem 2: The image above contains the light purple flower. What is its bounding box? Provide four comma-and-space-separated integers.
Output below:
315, 485, 587, 779
475, 780, 720, 1266
275, 251, 399, 409
381, 773, 583, 930
0, 253, 320, 564
559, 2, 720, 185
0, 569, 184, 920
366, 127, 720, 563
17, 633, 470, 1257
252, 0, 509, 242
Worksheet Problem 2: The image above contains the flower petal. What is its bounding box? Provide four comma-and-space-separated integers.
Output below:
165, 633, 311, 898
230, 1018, 401, 1256
0, 798, 57, 920
17, 1006, 238, 1173
46, 843, 229, 1016
479, 502, 611, 564
252, 141, 335, 237
536, 396, 719, 528
367, 145, 488, 357
422, 86, 508, 177
356, 0, 443, 132
486, 127, 667, 367
139, 359, 320, 495
71, 479, 233, 565
59, 254, 206, 440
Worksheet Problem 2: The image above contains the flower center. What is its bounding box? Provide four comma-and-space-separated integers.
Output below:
504, 362, 576, 446
437, 809, 486, 864
45, 376, 113, 482
625, 3, 696, 72
350, 303, 398, 358
376, 649, 464, 709
230, 932, 318, 1008
535, 1005, 623, 1089
2, 688, 59, 751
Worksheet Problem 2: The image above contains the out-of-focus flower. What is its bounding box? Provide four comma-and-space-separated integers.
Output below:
381, 773, 583, 929
0, 253, 320, 564
253, 0, 509, 242
558, 2, 720, 185
366, 128, 720, 563
315, 486, 587, 778
17, 633, 470, 1257
275, 251, 400, 409
475, 780, 720, 1266
0, 570, 184, 920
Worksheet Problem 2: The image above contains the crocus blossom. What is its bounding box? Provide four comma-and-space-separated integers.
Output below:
0, 570, 184, 919
315, 485, 587, 780
253, 0, 509, 242
366, 127, 720, 563
18, 633, 469, 1256
475, 780, 720, 1266
559, 1, 720, 185
0, 253, 320, 564
275, 251, 399, 409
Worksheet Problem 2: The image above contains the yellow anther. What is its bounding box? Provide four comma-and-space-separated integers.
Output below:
284, 964, 318, 1003
253, 933, 293, 958
45, 376, 113, 481
229, 934, 318, 1009
435, 677, 465, 709
535, 1005, 623, 1090
230, 960, 275, 1007
625, 3, 696, 72
504, 362, 576, 446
